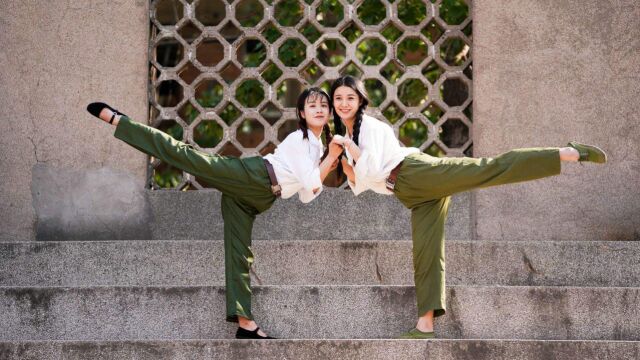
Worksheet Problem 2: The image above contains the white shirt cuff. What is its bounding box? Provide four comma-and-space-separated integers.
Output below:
302, 168, 323, 192
299, 186, 322, 203
348, 179, 366, 196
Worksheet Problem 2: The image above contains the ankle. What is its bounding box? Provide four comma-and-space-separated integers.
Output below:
416, 311, 434, 332
416, 324, 433, 332
98, 108, 121, 126
237, 317, 257, 331
559, 147, 579, 162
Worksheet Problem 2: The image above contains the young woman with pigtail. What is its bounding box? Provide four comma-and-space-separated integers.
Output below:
85, 87, 343, 339
329, 75, 607, 339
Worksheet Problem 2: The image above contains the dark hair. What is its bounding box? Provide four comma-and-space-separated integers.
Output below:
329, 75, 370, 146
296, 87, 334, 161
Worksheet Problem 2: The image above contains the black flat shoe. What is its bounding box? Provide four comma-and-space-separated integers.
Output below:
86, 102, 127, 124
235, 326, 276, 339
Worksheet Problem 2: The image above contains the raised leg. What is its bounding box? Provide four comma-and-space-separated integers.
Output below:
114, 116, 256, 193
396, 148, 561, 208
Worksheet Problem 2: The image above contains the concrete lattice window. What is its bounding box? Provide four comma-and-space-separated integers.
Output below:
149, 0, 472, 189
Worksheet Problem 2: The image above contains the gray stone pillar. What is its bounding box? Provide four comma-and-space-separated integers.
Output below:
0, 1, 149, 240
474, 0, 640, 240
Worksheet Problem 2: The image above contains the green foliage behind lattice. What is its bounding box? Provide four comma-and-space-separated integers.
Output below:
150, 0, 472, 189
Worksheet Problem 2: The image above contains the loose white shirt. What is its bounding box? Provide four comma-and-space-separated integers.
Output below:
344, 114, 420, 195
264, 129, 324, 203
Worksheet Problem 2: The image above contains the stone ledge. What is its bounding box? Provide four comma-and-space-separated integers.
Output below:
31, 163, 472, 241
148, 189, 472, 241
1, 285, 638, 341
1, 339, 639, 360
1, 240, 638, 287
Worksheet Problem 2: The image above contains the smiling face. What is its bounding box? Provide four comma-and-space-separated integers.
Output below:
332, 86, 361, 122
299, 91, 331, 132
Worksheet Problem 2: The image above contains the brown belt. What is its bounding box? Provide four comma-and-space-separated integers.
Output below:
263, 159, 282, 197
385, 160, 404, 192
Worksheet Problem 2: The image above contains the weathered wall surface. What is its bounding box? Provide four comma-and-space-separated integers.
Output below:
473, 0, 640, 240
31, 164, 152, 240
0, 1, 149, 240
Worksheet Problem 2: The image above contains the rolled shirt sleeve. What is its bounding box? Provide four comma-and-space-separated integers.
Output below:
298, 185, 323, 203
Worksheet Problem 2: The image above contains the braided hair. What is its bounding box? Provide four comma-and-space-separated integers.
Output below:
295, 87, 334, 161
329, 76, 370, 145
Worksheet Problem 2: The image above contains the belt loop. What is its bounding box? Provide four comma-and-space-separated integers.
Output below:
263, 159, 282, 197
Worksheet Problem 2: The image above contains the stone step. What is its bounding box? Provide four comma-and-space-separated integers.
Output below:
1, 339, 639, 360
1, 285, 638, 341
1, 240, 638, 287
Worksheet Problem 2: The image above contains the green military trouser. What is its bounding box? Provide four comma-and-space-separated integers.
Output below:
114, 116, 276, 322
393, 148, 561, 318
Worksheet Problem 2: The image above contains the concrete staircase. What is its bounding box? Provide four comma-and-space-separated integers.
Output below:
1, 239, 639, 359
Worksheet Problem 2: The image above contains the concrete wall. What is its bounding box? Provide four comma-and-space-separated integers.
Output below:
474, 0, 640, 240
0, 1, 149, 240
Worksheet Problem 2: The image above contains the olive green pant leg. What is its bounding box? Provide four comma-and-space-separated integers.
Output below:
411, 197, 450, 318
395, 147, 561, 318
221, 194, 259, 322
113, 116, 276, 323
396, 148, 561, 208
114, 116, 254, 193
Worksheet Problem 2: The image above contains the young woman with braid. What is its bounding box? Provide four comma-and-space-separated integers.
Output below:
86, 87, 343, 339
329, 75, 607, 339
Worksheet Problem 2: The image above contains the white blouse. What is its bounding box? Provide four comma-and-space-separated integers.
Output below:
264, 129, 324, 203
344, 114, 420, 195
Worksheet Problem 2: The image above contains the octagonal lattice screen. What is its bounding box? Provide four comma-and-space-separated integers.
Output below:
149, 0, 472, 189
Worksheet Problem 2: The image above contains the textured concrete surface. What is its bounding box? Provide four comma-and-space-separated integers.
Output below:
1, 340, 639, 360
27, 179, 471, 241
23, 179, 470, 241
1, 240, 639, 287
1, 285, 638, 340
474, 0, 640, 240
149, 189, 471, 240
31, 164, 152, 240
0, 1, 149, 241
